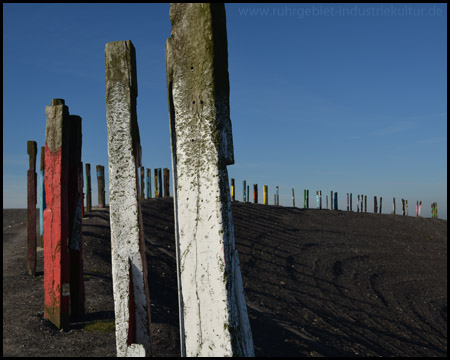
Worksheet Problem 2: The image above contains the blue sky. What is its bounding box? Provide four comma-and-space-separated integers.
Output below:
3, 3, 447, 219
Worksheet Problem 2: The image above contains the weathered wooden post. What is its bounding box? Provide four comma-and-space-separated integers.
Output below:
158, 168, 163, 198
393, 197, 396, 215
140, 167, 145, 200
243, 180, 246, 202
304, 189, 307, 208
231, 178, 235, 201
146, 168, 152, 199
39, 146, 46, 247
247, 185, 250, 203
364, 195, 367, 213
379, 197, 382, 214
418, 201, 422, 217
96, 165, 105, 208
406, 200, 409, 216
346, 193, 349, 211
357, 195, 360, 212
165, 4, 254, 356
416, 201, 419, 217
276, 186, 279, 206
435, 203, 438, 219
374, 196, 377, 213
85, 163, 92, 214
292, 188, 295, 207
154, 168, 159, 198
326, 195, 329, 209
80, 163, 85, 218
350, 193, 352, 211
330, 191, 334, 210
43, 98, 70, 330
106, 40, 152, 356
319, 190, 322, 209
402, 199, 405, 216
307, 189, 309, 208
253, 184, 258, 204
334, 192, 338, 211
67, 114, 85, 319
263, 185, 268, 205
27, 141, 38, 276
164, 168, 170, 197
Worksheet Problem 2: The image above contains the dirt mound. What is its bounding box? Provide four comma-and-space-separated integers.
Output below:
3, 199, 447, 356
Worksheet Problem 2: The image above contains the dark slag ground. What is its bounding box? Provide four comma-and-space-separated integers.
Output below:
3, 198, 447, 357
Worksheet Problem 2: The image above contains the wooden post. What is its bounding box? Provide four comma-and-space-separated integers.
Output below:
39, 146, 46, 247
364, 195, 367, 213
140, 167, 145, 200
96, 165, 105, 208
393, 197, 396, 215
164, 168, 170, 197
67, 114, 85, 319
247, 185, 249, 203
350, 193, 352, 211
106, 40, 152, 356
253, 184, 258, 204
263, 185, 268, 205
330, 191, 333, 210
379, 197, 382, 214
304, 189, 306, 208
165, 4, 254, 355
292, 188, 295, 207
419, 201, 422, 217
80, 162, 84, 218
154, 168, 159, 198
374, 196, 377, 213
402, 199, 405, 216
243, 180, 246, 202
334, 192, 338, 211
346, 193, 349, 211
43, 98, 70, 330
319, 190, 322, 209
357, 195, 360, 212
307, 189, 309, 208
158, 168, 162, 198
316, 191, 319, 209
406, 200, 408, 216
27, 140, 37, 276
85, 163, 92, 214
146, 169, 152, 199
231, 178, 235, 201
416, 201, 418, 217
326, 195, 328, 210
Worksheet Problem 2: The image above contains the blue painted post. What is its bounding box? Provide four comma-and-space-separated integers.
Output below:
40, 146, 46, 247
243, 180, 246, 202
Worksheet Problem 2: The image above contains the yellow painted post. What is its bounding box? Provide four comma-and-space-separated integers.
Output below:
263, 185, 268, 205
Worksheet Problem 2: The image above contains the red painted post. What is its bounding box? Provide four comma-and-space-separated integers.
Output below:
253, 184, 258, 204
44, 98, 70, 330
68, 115, 85, 319
163, 168, 170, 197
27, 140, 38, 276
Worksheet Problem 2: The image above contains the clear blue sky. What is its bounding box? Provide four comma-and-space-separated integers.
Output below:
3, 3, 447, 219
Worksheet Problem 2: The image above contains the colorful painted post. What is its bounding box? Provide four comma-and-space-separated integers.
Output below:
67, 114, 85, 319
140, 167, 145, 200
292, 188, 295, 207
418, 201, 422, 217
27, 140, 38, 276
334, 192, 338, 211
106, 40, 152, 356
96, 165, 105, 208
158, 168, 163, 198
164, 168, 170, 197
243, 180, 246, 202
146, 169, 152, 199
253, 184, 258, 204
40, 146, 46, 247
85, 163, 92, 214
231, 178, 235, 202
166, 5, 254, 355
154, 168, 159, 198
374, 196, 377, 213
379, 197, 382, 214
263, 185, 268, 205
43, 98, 70, 330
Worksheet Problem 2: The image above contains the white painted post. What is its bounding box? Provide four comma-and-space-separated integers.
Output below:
105, 40, 152, 357
165, 4, 254, 357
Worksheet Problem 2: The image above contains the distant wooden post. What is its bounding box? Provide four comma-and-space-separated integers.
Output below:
247, 185, 250, 202
326, 195, 328, 209
330, 191, 334, 210
350, 193, 352, 211
39, 146, 46, 247
416, 201, 419, 217
346, 193, 349, 211
96, 165, 105, 208
393, 197, 396, 215
316, 191, 319, 209
158, 168, 162, 198
304, 189, 307, 208
292, 188, 295, 207
307, 189, 309, 208
319, 190, 322, 209
253, 184, 258, 204
379, 197, 382, 214
274, 194, 276, 205
435, 203, 438, 219
334, 192, 338, 211
263, 185, 268, 205
164, 168, 170, 197
67, 114, 85, 319
140, 167, 145, 200
357, 195, 360, 212
402, 199, 405, 216
406, 200, 408, 216
43, 98, 70, 330
146, 169, 152, 199
154, 168, 159, 198
165, 4, 254, 355
243, 180, 246, 202
106, 40, 152, 356
364, 195, 367, 213
231, 178, 235, 201
27, 140, 37, 276
276, 186, 279, 206
418, 201, 422, 217
85, 163, 92, 214
80, 162, 84, 218
374, 196, 377, 213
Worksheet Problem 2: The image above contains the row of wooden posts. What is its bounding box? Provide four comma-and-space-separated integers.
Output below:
229, 179, 433, 218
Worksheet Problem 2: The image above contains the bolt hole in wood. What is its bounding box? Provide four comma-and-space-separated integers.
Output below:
190, 66, 194, 71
